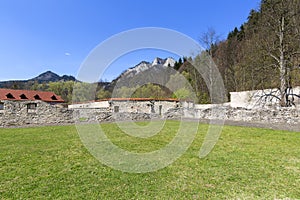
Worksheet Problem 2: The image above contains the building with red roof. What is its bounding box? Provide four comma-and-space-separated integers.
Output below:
0, 88, 64, 103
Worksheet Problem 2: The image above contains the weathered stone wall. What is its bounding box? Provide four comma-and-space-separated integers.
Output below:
0, 100, 162, 127
0, 100, 299, 127
160, 106, 299, 125
72, 108, 160, 123
68, 100, 179, 115
182, 106, 300, 124
0, 100, 73, 127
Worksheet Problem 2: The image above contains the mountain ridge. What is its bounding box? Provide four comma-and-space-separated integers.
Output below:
29, 71, 76, 83
106, 57, 177, 90
0, 71, 77, 89
0, 57, 176, 90
112, 57, 175, 83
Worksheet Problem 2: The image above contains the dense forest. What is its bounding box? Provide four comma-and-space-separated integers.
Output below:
177, 0, 300, 105
212, 0, 300, 106
4, 0, 300, 106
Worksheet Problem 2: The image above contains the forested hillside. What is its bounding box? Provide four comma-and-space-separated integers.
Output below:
212, 0, 300, 105
177, 0, 300, 105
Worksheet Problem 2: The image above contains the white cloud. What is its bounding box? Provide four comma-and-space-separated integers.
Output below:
65, 52, 71, 56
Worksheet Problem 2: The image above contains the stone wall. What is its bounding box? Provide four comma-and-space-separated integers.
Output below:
69, 99, 179, 115
0, 100, 162, 127
72, 108, 160, 123
0, 100, 73, 127
182, 106, 300, 124
0, 100, 299, 127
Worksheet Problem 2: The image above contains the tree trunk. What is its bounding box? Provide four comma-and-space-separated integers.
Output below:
279, 16, 287, 107
279, 60, 287, 106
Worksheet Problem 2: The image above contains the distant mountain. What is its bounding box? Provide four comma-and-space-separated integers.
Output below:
0, 58, 177, 91
111, 57, 176, 88
0, 71, 77, 89
29, 71, 76, 83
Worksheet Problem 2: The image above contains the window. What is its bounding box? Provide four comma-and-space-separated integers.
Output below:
0, 102, 4, 110
34, 94, 41, 100
27, 103, 37, 113
51, 95, 57, 100
114, 106, 119, 113
27, 103, 37, 109
6, 93, 15, 99
20, 94, 28, 99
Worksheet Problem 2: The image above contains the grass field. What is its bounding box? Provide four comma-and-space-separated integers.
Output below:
0, 121, 300, 199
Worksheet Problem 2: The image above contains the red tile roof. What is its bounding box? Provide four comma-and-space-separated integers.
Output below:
0, 88, 64, 103
70, 98, 179, 105
98, 98, 179, 102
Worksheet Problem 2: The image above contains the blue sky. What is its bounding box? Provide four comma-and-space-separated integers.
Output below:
0, 0, 260, 81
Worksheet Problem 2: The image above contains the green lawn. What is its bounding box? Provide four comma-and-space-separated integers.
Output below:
0, 121, 299, 199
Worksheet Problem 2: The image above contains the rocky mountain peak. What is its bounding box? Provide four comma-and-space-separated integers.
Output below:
152, 57, 175, 67
110, 57, 177, 88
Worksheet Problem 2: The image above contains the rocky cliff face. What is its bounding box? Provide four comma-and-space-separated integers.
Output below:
114, 57, 175, 81
110, 57, 176, 88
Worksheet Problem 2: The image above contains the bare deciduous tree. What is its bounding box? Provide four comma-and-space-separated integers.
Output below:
259, 0, 300, 106
199, 28, 221, 96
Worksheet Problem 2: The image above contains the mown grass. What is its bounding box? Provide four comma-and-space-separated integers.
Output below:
0, 121, 299, 199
